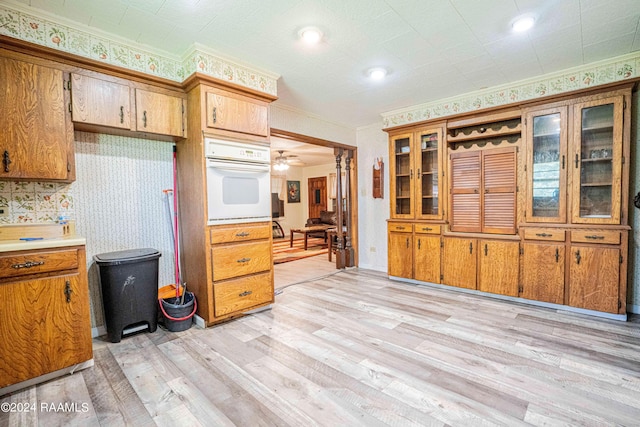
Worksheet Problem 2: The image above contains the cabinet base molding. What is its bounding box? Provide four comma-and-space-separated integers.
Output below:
193, 304, 273, 329
0, 359, 94, 397
388, 276, 628, 321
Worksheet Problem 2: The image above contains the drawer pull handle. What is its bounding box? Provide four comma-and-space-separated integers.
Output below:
536, 233, 552, 237
236, 232, 250, 237
555, 248, 560, 263
585, 235, 604, 240
64, 280, 72, 303
397, 226, 405, 230
142, 110, 147, 127
239, 290, 252, 297
423, 227, 432, 231
12, 260, 45, 269
119, 105, 124, 123
237, 257, 251, 263
575, 250, 581, 265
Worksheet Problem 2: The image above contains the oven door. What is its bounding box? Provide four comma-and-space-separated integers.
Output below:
206, 158, 272, 225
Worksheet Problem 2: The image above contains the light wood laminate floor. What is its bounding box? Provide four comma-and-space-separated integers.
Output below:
2, 267, 640, 426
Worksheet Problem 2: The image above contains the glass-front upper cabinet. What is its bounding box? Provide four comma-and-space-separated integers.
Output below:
390, 132, 414, 219
416, 128, 443, 219
571, 96, 623, 224
524, 106, 567, 223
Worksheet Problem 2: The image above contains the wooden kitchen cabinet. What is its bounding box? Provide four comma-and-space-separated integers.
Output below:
478, 240, 519, 296
70, 73, 131, 130
135, 88, 185, 138
0, 56, 74, 181
0, 246, 92, 390
520, 240, 565, 304
205, 87, 269, 137
388, 223, 413, 278
442, 237, 476, 290
414, 233, 441, 284
568, 244, 620, 313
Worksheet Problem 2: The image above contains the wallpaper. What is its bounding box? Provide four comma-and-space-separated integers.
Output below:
0, 2, 278, 96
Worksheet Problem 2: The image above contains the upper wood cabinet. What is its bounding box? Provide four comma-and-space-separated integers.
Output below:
524, 106, 568, 223
570, 96, 624, 225
0, 56, 74, 181
449, 147, 516, 234
70, 73, 131, 129
389, 126, 444, 220
135, 88, 185, 137
205, 88, 269, 137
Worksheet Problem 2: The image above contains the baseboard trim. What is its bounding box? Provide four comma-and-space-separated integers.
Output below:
0, 359, 94, 397
627, 304, 640, 314
91, 325, 107, 338
389, 276, 628, 321
358, 263, 386, 272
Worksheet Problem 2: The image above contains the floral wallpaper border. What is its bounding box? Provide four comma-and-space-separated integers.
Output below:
382, 51, 640, 128
0, 3, 278, 96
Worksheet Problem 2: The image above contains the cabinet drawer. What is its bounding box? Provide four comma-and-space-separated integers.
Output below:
415, 224, 441, 234
211, 241, 271, 281
523, 228, 565, 242
0, 249, 79, 279
214, 271, 273, 317
210, 223, 271, 244
388, 223, 413, 233
571, 230, 620, 245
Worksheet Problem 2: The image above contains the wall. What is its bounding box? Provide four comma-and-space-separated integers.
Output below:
271, 104, 356, 145
355, 123, 390, 272
629, 92, 639, 313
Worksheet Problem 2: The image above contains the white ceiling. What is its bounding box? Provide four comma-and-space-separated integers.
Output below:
16, 0, 640, 130
270, 137, 335, 167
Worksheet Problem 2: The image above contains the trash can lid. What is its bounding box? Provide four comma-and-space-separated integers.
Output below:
94, 248, 161, 265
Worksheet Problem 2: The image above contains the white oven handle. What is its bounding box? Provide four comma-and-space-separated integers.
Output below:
207, 158, 270, 173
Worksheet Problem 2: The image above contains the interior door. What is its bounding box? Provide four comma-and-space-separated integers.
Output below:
308, 176, 327, 219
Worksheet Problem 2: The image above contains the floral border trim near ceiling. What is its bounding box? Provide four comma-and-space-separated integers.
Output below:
0, 3, 278, 96
381, 51, 640, 128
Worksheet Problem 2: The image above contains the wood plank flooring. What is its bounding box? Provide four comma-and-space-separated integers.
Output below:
2, 265, 640, 426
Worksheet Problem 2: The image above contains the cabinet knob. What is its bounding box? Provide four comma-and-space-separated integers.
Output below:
2, 150, 11, 173
575, 250, 581, 265
555, 248, 560, 263
119, 106, 124, 123
64, 280, 73, 303
142, 110, 147, 127
213, 107, 217, 123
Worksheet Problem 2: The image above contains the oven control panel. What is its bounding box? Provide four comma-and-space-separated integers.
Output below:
205, 138, 270, 164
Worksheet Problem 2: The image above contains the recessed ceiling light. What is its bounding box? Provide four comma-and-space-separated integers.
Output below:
368, 67, 387, 80
299, 27, 322, 44
512, 16, 535, 32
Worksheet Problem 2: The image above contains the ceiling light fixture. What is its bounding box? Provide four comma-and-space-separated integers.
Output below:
512, 15, 535, 32
273, 150, 290, 171
368, 67, 387, 81
299, 26, 323, 44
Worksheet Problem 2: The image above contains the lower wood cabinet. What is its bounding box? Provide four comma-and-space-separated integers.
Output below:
442, 237, 476, 289
478, 240, 519, 296
520, 241, 565, 304
568, 244, 620, 313
414, 234, 441, 283
388, 223, 413, 279
388, 222, 442, 283
0, 245, 92, 390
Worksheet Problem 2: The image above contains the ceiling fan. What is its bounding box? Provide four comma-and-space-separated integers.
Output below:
272, 150, 304, 170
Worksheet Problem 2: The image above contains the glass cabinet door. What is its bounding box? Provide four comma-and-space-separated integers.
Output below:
571, 96, 623, 224
416, 128, 442, 219
390, 133, 414, 218
525, 106, 567, 223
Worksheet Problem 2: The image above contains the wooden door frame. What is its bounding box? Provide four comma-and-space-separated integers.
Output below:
271, 128, 359, 267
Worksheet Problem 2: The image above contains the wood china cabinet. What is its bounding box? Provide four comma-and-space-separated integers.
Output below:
387, 83, 633, 319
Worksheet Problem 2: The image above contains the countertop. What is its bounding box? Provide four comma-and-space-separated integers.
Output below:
0, 235, 86, 253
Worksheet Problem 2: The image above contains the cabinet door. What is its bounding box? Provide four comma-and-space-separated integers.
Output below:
521, 242, 565, 304
135, 88, 185, 137
389, 133, 414, 219
478, 240, 519, 296
0, 57, 73, 181
70, 73, 131, 129
569, 245, 620, 313
525, 106, 568, 223
388, 232, 412, 278
442, 237, 476, 289
449, 152, 481, 232
0, 274, 92, 388
206, 90, 269, 137
571, 96, 624, 225
415, 128, 443, 220
482, 148, 517, 234
414, 235, 440, 283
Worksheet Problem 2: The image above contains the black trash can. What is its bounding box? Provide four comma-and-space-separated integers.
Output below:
94, 248, 161, 343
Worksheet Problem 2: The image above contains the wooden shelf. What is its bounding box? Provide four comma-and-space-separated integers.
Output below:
447, 122, 521, 143
581, 182, 612, 187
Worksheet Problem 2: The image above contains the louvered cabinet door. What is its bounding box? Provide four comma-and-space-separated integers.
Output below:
482, 148, 517, 234
449, 152, 481, 232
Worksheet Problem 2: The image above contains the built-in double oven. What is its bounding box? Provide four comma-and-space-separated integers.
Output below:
204, 137, 271, 225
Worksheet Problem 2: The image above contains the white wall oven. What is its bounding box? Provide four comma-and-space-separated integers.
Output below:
205, 137, 271, 225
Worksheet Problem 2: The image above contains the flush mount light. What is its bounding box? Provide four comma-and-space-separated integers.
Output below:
368, 67, 387, 81
512, 15, 535, 32
299, 26, 323, 44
